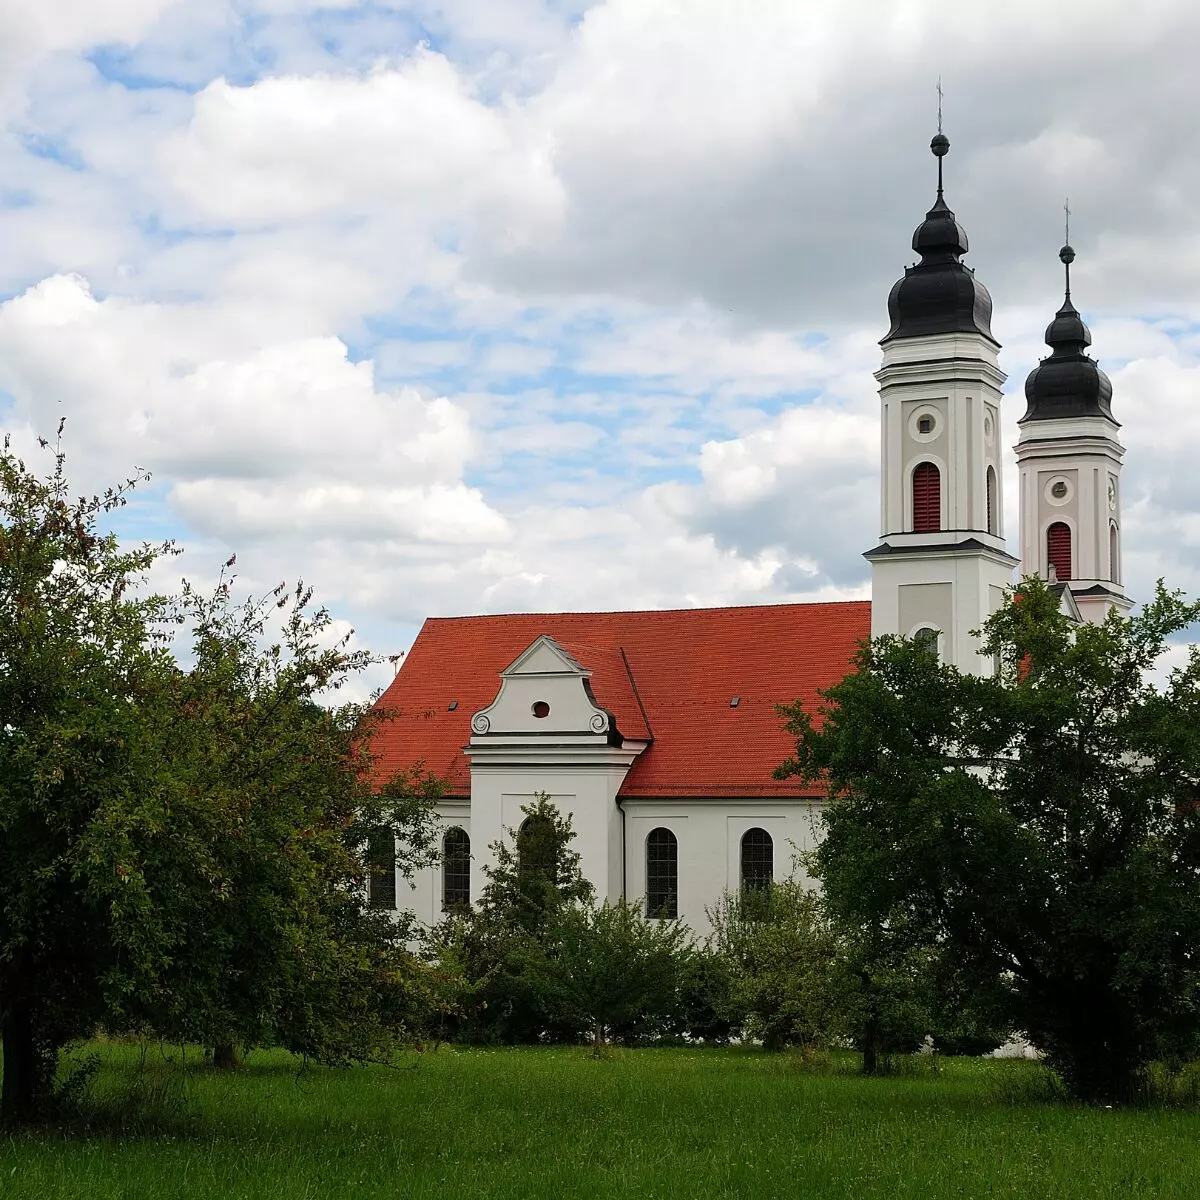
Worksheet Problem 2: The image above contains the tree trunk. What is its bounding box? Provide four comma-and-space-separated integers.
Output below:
212, 1042, 240, 1070
592, 1021, 604, 1058
862, 1035, 878, 1076
1, 1001, 37, 1125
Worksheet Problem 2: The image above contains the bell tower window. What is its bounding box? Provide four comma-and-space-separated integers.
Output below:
986, 466, 998, 535
1047, 521, 1072, 582
912, 462, 941, 533
1110, 523, 1120, 584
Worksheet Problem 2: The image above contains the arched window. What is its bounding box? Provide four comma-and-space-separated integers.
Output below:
367, 827, 396, 910
740, 828, 774, 892
645, 828, 678, 919
442, 827, 471, 911
517, 815, 556, 880
986, 466, 998, 536
913, 626, 941, 660
912, 462, 941, 533
1047, 521, 1072, 582
1110, 523, 1120, 584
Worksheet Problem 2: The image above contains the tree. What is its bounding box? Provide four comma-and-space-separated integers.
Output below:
126, 570, 445, 1069
777, 578, 1200, 1102
0, 436, 446, 1123
708, 882, 943, 1066
0, 431, 176, 1123
428, 795, 594, 1043
708, 881, 847, 1052
519, 899, 692, 1054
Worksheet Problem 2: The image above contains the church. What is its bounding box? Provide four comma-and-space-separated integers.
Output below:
368, 130, 1133, 935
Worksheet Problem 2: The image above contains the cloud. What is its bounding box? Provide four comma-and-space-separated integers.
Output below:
1, 0, 1200, 675
0, 274, 508, 553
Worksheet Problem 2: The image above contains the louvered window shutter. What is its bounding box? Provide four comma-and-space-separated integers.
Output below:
1047, 522, 1072, 581
912, 463, 941, 533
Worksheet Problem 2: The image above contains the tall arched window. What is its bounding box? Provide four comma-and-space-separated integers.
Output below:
1110, 523, 1120, 584
912, 462, 941, 533
442, 827, 471, 911
645, 828, 678, 919
986, 466, 998, 536
517, 815, 556, 879
740, 828, 774, 892
367, 827, 396, 910
1047, 521, 1072, 582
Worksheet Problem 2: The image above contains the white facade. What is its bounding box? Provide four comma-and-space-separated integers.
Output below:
395, 634, 823, 938
866, 329, 1018, 674
1015, 414, 1131, 623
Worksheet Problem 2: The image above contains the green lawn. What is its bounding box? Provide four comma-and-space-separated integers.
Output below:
2, 1044, 1198, 1199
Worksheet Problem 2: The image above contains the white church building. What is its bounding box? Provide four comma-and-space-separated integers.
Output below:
369, 131, 1132, 935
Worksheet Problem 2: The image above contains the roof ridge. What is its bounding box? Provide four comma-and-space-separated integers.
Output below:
423, 598, 871, 622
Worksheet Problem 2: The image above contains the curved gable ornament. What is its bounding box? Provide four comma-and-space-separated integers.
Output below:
469, 634, 619, 743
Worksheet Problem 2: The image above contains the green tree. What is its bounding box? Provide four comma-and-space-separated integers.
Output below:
0, 432, 176, 1123
777, 578, 1200, 1102
429, 795, 594, 1043
0, 436, 447, 1123
708, 881, 846, 1051
520, 898, 692, 1054
130, 570, 445, 1068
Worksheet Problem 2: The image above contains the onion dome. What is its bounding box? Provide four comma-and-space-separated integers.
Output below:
1020, 243, 1115, 424
883, 132, 995, 343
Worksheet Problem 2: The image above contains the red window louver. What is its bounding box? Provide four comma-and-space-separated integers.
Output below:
912, 462, 941, 533
1047, 522, 1072, 581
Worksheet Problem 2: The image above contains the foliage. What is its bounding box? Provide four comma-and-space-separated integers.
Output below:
429, 795, 595, 1043
707, 882, 960, 1066
0, 429, 177, 1123
708, 881, 847, 1051
0, 435, 447, 1124
124, 570, 446, 1068
777, 577, 1200, 1102
517, 898, 694, 1053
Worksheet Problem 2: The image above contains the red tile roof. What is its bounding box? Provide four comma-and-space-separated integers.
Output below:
367, 601, 870, 799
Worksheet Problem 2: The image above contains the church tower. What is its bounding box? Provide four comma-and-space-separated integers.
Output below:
865, 130, 1018, 673
1015, 241, 1131, 622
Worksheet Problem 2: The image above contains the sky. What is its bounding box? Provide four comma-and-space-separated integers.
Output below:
1, 0, 1199, 698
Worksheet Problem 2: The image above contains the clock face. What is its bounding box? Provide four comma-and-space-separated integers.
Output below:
1108, 479, 1117, 511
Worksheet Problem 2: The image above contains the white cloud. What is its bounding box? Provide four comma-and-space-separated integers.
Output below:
2, 0, 1200, 671
164, 49, 563, 238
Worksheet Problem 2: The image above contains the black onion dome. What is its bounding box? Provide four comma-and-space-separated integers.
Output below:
883, 133, 995, 343
1020, 244, 1116, 424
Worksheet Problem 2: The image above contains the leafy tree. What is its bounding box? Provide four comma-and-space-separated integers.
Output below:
0, 431, 176, 1123
429, 795, 594, 1043
777, 578, 1200, 1102
127, 570, 446, 1068
708, 881, 847, 1051
518, 898, 693, 1054
0, 436, 446, 1123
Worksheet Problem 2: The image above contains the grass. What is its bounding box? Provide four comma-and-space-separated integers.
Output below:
3, 1044, 1200, 1198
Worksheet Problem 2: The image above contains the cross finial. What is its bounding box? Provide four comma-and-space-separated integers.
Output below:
1059, 198, 1075, 300
936, 77, 944, 135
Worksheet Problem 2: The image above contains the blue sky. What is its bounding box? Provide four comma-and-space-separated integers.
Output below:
1, 0, 1200, 697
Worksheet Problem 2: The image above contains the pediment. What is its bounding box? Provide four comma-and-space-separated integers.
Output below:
501, 635, 588, 678
472, 635, 613, 741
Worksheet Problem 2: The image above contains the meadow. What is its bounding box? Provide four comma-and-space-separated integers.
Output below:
2, 1044, 1199, 1199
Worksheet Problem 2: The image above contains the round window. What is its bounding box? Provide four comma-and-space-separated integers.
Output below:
1046, 477, 1072, 506
531, 701, 550, 719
